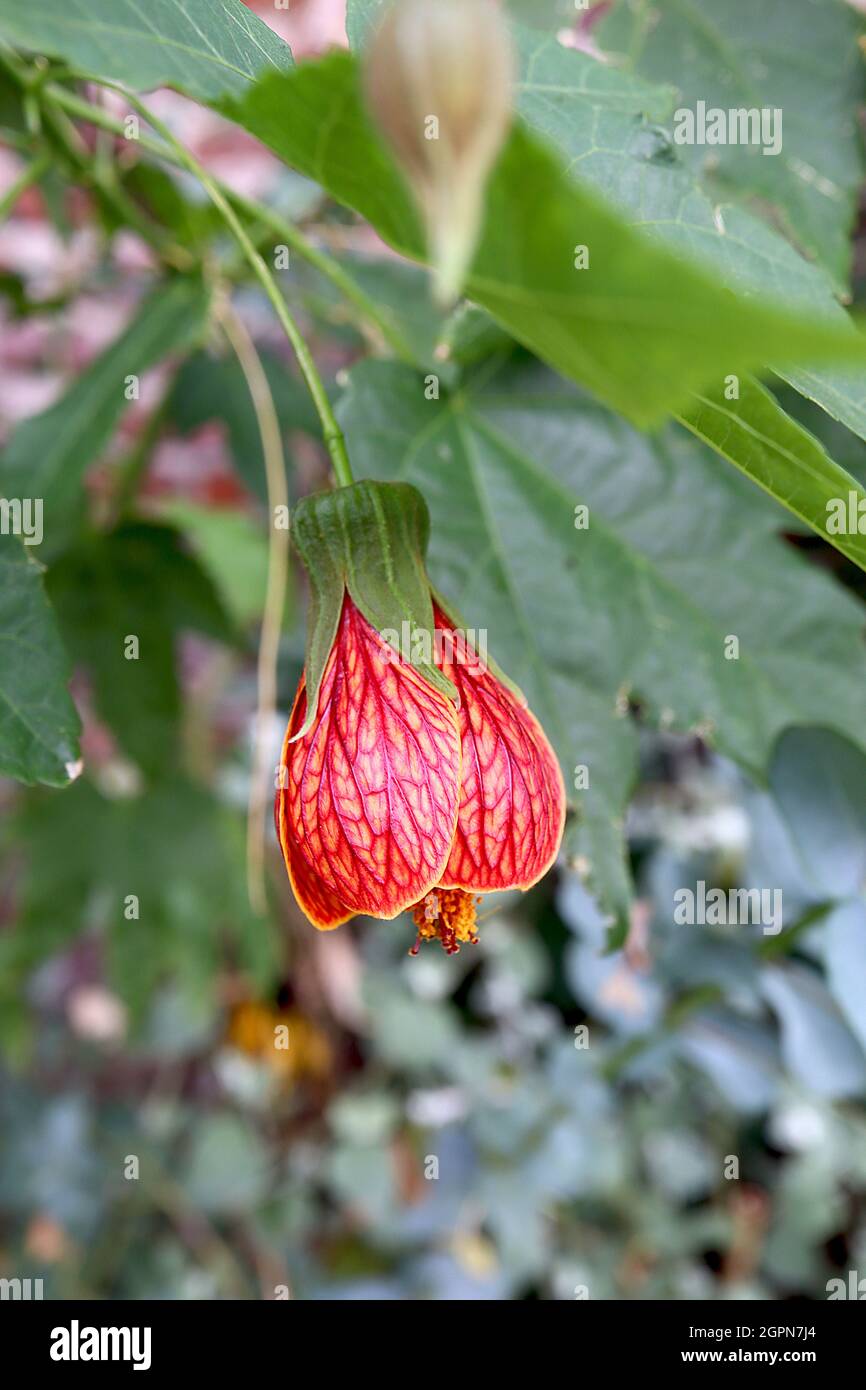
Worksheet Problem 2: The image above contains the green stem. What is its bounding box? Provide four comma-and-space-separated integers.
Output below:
37, 83, 410, 362
0, 151, 51, 222
216, 295, 290, 918
225, 200, 410, 360
2, 62, 362, 481
90, 81, 353, 487
0, 48, 174, 260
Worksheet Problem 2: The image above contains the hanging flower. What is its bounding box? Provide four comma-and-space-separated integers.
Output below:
274, 481, 565, 954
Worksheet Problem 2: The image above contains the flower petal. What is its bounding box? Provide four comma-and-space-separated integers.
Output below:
275, 748, 353, 931
279, 596, 462, 923
434, 609, 565, 892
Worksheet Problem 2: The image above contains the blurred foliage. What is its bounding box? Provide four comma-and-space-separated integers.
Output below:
3, 728, 866, 1300
0, 0, 865, 1303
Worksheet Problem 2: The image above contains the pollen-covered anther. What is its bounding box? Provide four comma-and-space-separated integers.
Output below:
410, 889, 481, 956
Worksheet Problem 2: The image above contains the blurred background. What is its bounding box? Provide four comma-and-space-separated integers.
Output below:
1, 0, 866, 1301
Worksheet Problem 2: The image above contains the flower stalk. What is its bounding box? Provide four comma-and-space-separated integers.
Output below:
275, 482, 565, 953
98, 81, 354, 489
216, 294, 290, 918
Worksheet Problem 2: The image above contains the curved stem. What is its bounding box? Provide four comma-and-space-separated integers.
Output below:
34, 82, 412, 363
101, 81, 354, 488
216, 295, 290, 918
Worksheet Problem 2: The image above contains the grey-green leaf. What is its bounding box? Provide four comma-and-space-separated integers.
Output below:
599, 0, 865, 293
768, 727, 866, 901
339, 357, 866, 922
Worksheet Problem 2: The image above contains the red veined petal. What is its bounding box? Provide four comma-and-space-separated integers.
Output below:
275, 703, 353, 931
433, 608, 566, 892
278, 595, 462, 923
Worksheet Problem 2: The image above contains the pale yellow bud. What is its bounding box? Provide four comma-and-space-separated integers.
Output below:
364, 0, 513, 306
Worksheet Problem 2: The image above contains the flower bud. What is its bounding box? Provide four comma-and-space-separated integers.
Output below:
364, 0, 513, 306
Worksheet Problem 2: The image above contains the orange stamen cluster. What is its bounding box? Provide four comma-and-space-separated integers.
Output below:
410, 889, 482, 955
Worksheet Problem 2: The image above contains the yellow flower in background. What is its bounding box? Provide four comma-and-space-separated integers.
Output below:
226, 1000, 333, 1085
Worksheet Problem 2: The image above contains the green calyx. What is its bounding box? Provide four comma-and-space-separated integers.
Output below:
431, 583, 526, 706
290, 480, 458, 739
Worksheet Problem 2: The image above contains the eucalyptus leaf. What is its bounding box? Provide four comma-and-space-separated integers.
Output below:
679, 1015, 781, 1113
181, 1116, 271, 1213
768, 727, 866, 901
761, 963, 866, 1098
290, 480, 458, 737
825, 900, 866, 1056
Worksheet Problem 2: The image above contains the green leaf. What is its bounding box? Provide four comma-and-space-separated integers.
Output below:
46, 522, 236, 777
504, 14, 866, 569
561, 686, 637, 944
505, 0, 585, 27
154, 499, 274, 627
0, 0, 292, 101
5, 774, 268, 1021
774, 386, 866, 488
599, 0, 865, 293
339, 357, 866, 922
120, 161, 221, 250
222, 51, 866, 431
1, 278, 211, 538
441, 304, 515, 369
295, 250, 505, 381
678, 378, 866, 574
347, 0, 602, 48
500, 18, 866, 448
167, 347, 317, 503
347, 7, 866, 445
291, 480, 458, 737
0, 534, 81, 786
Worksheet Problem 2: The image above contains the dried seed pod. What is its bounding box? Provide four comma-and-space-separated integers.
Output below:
365, 0, 513, 306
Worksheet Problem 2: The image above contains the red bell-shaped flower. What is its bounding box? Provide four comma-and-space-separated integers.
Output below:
274, 482, 565, 953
